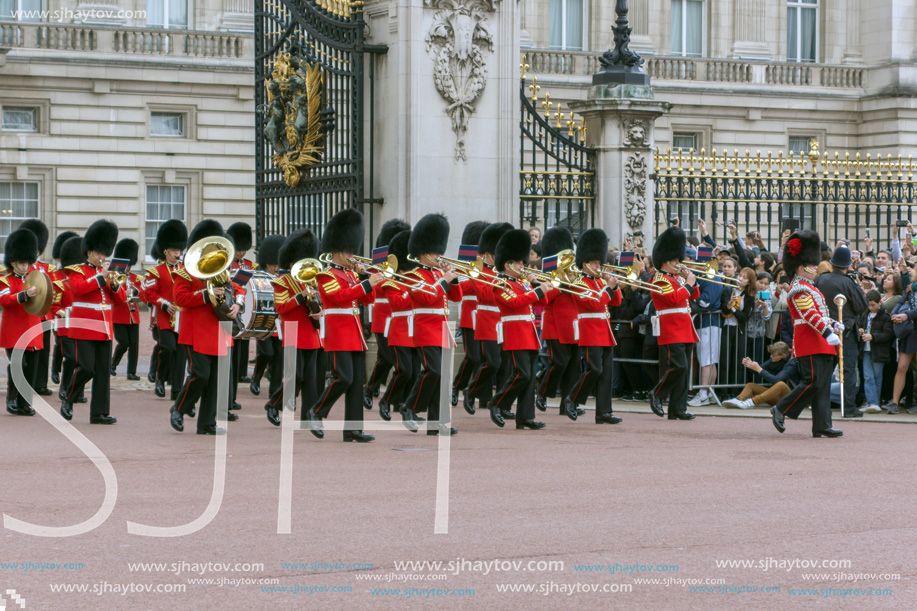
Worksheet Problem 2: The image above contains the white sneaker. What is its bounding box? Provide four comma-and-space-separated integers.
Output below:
688, 394, 711, 407
722, 397, 743, 409
863, 404, 881, 413
738, 398, 756, 409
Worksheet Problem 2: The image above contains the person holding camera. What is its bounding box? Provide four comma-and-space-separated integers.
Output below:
814, 245, 868, 418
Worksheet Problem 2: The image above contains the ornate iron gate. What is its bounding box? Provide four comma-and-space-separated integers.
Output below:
255, 0, 380, 247
519, 62, 595, 236
653, 141, 917, 252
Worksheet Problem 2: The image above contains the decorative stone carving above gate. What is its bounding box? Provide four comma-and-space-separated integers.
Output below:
624, 152, 647, 229
425, 0, 498, 161
622, 118, 649, 148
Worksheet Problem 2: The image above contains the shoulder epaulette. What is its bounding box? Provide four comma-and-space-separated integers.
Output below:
146, 267, 160, 278
65, 265, 85, 275
0, 276, 9, 287
53, 279, 66, 290
174, 268, 192, 281
47, 264, 57, 273
270, 277, 286, 289
381, 280, 403, 291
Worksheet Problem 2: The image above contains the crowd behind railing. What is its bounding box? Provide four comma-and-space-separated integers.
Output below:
524, 218, 917, 417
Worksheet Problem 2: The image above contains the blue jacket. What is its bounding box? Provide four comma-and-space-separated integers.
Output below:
694, 276, 723, 328
755, 357, 800, 388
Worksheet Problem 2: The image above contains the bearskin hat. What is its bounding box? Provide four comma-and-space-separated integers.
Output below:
52, 231, 79, 260
4, 228, 38, 268
279, 229, 318, 270
150, 240, 164, 262
156, 219, 188, 252
408, 213, 449, 257
60, 235, 84, 268
540, 225, 574, 259
320, 208, 364, 254
19, 218, 49, 254
478, 222, 514, 256
113, 238, 139, 267
389, 230, 415, 273
376, 219, 411, 249
651, 226, 686, 266
257, 234, 285, 268
188, 219, 225, 248
495, 229, 532, 273
82, 220, 118, 257
461, 220, 490, 247
575, 228, 609, 268
782, 229, 822, 277
226, 222, 253, 252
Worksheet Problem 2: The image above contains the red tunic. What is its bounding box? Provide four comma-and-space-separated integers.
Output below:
457, 278, 478, 330
787, 277, 837, 357
649, 272, 700, 345
143, 262, 182, 332
112, 272, 141, 325
467, 264, 500, 342
571, 276, 621, 347
494, 278, 546, 351
65, 264, 127, 341
406, 266, 462, 348
382, 281, 416, 348
272, 274, 322, 350
314, 265, 375, 352
172, 268, 239, 356
0, 273, 43, 350
368, 295, 392, 335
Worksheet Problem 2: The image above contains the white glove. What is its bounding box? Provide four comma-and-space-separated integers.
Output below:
833, 321, 845, 332
826, 333, 841, 346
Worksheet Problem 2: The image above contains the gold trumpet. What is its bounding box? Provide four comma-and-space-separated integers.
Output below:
107, 270, 127, 288
408, 254, 505, 289
184, 236, 234, 312
595, 265, 665, 294
320, 253, 439, 295
677, 259, 741, 287
522, 251, 599, 297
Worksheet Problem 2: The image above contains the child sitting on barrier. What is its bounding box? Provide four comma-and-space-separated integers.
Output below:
722, 342, 800, 409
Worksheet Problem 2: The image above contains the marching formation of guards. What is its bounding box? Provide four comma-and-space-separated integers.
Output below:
0, 212, 844, 440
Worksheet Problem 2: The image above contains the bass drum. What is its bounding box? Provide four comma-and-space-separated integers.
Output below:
236, 271, 278, 340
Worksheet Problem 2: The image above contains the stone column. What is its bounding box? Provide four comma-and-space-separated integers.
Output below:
730, 0, 770, 59
569, 85, 669, 248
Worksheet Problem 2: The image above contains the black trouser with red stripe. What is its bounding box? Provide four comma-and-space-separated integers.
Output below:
174, 347, 226, 430
269, 346, 318, 419
149, 326, 160, 380
366, 332, 393, 394
539, 339, 579, 399
6, 348, 38, 408
382, 345, 418, 408
403, 345, 446, 421
60, 336, 76, 395
52, 330, 64, 376
112, 323, 139, 375
311, 350, 365, 433
492, 349, 537, 422
568, 345, 614, 416
452, 327, 479, 392
158, 328, 187, 396
254, 336, 284, 396
775, 353, 834, 433
652, 342, 693, 416
34, 328, 51, 391
467, 338, 502, 405
65, 338, 112, 417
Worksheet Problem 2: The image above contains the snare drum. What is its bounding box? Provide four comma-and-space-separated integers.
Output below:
236, 271, 278, 339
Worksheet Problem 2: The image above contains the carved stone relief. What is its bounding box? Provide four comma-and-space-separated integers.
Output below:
624, 152, 647, 229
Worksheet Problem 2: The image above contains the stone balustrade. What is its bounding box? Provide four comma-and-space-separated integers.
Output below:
524, 49, 866, 90
0, 21, 253, 61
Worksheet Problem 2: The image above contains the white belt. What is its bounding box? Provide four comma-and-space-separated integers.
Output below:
375, 298, 389, 304
461, 296, 477, 302
477, 305, 499, 313
385, 310, 413, 338
413, 308, 448, 316
368, 298, 388, 323
496, 314, 535, 344
577, 312, 609, 320
73, 302, 111, 311
324, 307, 359, 315
794, 319, 817, 326
656, 307, 690, 316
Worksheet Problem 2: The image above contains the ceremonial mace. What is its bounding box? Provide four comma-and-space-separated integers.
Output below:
834, 293, 847, 416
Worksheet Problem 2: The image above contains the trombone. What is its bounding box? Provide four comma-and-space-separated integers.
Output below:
408, 254, 505, 289
522, 249, 601, 298
594, 265, 664, 294
677, 260, 741, 287
320, 253, 438, 295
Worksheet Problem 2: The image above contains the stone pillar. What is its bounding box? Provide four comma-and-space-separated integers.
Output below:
569, 84, 669, 249
731, 0, 770, 59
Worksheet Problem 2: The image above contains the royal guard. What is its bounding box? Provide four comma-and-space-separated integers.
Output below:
0, 229, 43, 416
397, 214, 463, 436
226, 221, 254, 404
53, 235, 84, 404
144, 220, 188, 401
770, 230, 843, 438
20, 218, 54, 397
564, 229, 623, 425
363, 218, 410, 413
49, 230, 78, 386
266, 230, 324, 426
110, 238, 142, 380
452, 220, 489, 410
60, 220, 126, 424
169, 220, 244, 435
536, 225, 582, 417
250, 234, 286, 400
464, 222, 514, 418
649, 226, 699, 421
143, 241, 163, 384
378, 230, 423, 424
489, 229, 555, 430
305, 208, 384, 442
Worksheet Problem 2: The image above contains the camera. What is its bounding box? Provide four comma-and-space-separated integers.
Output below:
633, 231, 644, 237
757, 291, 771, 301
668, 217, 678, 226
865, 227, 871, 238
896, 219, 909, 228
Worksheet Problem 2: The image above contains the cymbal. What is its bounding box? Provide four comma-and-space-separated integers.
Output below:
24, 270, 53, 317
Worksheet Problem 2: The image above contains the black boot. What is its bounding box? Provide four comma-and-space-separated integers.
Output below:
379, 398, 391, 421
561, 397, 578, 421
400, 407, 419, 433
462, 391, 475, 415
154, 378, 166, 398
488, 401, 505, 428
362, 386, 373, 410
